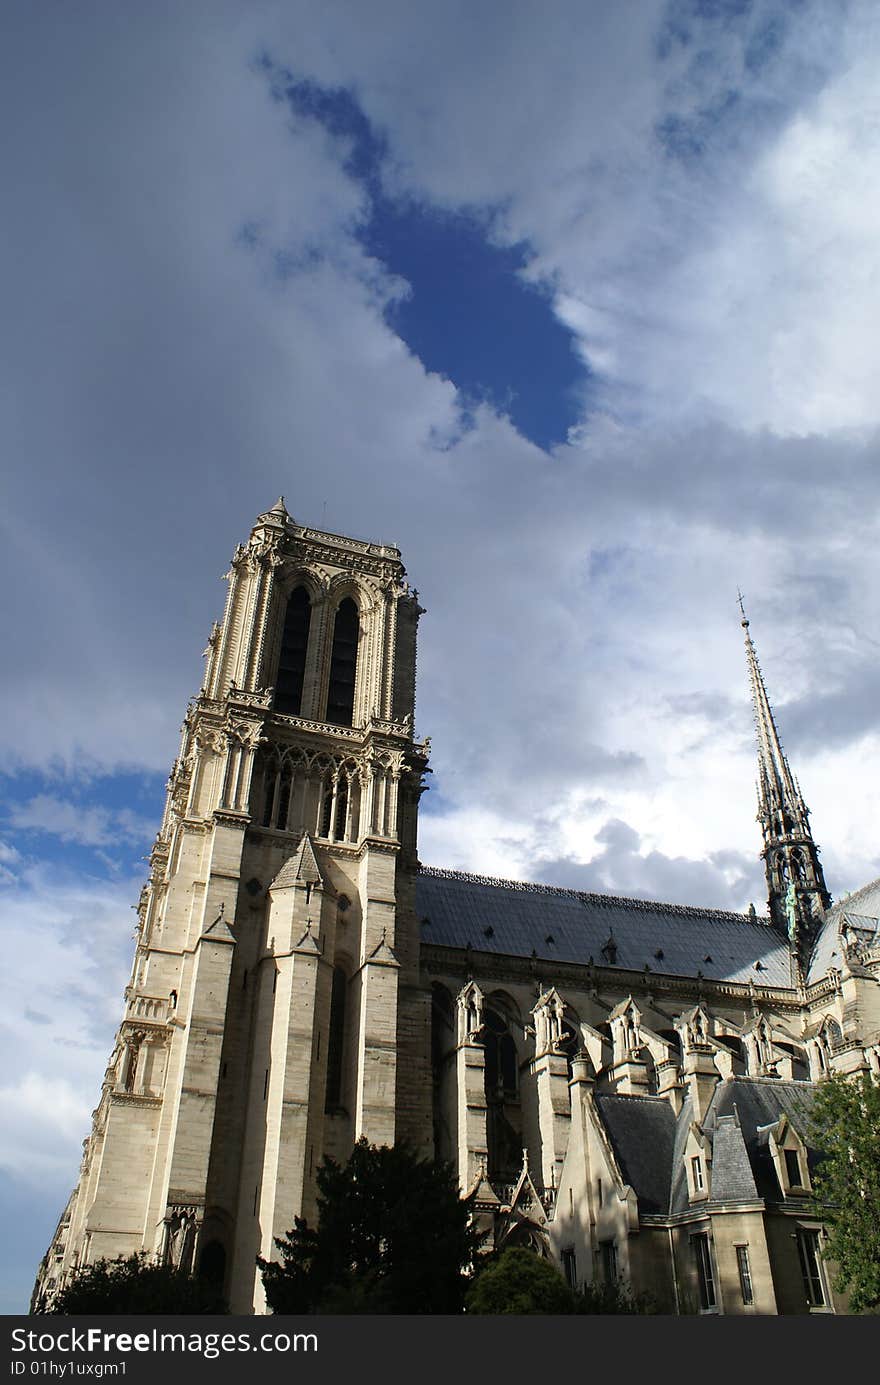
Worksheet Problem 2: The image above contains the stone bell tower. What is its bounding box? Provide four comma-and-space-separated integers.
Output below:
44, 500, 432, 1313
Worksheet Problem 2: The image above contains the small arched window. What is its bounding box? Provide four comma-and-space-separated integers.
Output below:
326, 598, 359, 726
275, 587, 312, 716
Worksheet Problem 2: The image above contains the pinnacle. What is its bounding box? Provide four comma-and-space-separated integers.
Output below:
256, 496, 291, 527
740, 608, 830, 936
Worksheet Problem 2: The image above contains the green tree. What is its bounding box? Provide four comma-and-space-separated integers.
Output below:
258, 1139, 482, 1314
465, 1247, 577, 1315
37, 1253, 227, 1315
809, 1071, 880, 1313
574, 1279, 654, 1314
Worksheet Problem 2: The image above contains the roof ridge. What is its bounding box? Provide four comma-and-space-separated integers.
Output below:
727, 1075, 814, 1087
418, 864, 759, 924
827, 874, 880, 916
595, 1092, 671, 1104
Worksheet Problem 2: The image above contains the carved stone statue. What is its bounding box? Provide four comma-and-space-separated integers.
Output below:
785, 881, 799, 941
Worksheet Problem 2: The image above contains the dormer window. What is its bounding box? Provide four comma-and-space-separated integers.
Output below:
692, 1156, 705, 1192
784, 1148, 803, 1189
601, 935, 618, 966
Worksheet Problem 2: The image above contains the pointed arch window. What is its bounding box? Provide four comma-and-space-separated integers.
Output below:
791, 849, 807, 885
559, 1021, 580, 1081
326, 597, 359, 726
275, 587, 312, 716
484, 1008, 518, 1101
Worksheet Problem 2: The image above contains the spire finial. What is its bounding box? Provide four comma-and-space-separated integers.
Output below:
737, 588, 749, 627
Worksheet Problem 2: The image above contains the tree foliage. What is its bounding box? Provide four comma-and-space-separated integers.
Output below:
465, 1247, 577, 1314
258, 1139, 483, 1314
465, 1247, 651, 1315
38, 1252, 227, 1315
574, 1278, 654, 1314
809, 1071, 880, 1313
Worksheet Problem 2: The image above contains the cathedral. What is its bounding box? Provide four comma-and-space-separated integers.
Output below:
35, 501, 880, 1314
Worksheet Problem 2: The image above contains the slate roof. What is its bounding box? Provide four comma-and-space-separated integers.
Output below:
417, 868, 793, 987
587, 1079, 819, 1217
808, 875, 880, 984
592, 1094, 677, 1215
706, 1116, 758, 1203
271, 834, 323, 889
707, 1077, 818, 1201
807, 916, 845, 986
826, 875, 880, 922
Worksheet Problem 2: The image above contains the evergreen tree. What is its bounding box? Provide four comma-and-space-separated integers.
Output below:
258, 1139, 482, 1314
37, 1252, 227, 1315
465, 1247, 577, 1315
809, 1071, 880, 1313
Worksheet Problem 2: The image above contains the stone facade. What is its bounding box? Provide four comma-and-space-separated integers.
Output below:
34, 504, 880, 1315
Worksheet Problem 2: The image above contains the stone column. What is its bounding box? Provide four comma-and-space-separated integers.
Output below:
453, 983, 489, 1193
533, 1051, 571, 1192
352, 848, 400, 1146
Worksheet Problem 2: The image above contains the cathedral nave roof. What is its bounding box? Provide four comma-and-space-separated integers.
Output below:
417, 868, 792, 988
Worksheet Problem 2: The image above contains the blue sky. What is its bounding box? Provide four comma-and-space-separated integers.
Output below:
3, 0, 880, 1313
276, 73, 587, 446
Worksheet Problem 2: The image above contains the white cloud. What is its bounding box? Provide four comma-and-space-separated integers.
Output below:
0, 866, 138, 1187
0, 1075, 93, 1189
8, 795, 155, 848
0, 0, 876, 911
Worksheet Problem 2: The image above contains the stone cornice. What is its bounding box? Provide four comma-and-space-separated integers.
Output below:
357, 836, 400, 859
263, 711, 418, 748
212, 809, 251, 828
283, 525, 403, 571
420, 943, 801, 1011
640, 1199, 767, 1227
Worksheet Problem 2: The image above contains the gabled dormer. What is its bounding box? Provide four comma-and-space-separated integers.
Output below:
684, 1124, 712, 1203
767, 1115, 812, 1198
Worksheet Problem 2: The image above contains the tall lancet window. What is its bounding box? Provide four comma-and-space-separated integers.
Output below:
326, 597, 359, 726
325, 967, 347, 1112
275, 587, 311, 715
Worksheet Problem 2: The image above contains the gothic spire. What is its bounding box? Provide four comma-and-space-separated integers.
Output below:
739, 595, 830, 973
